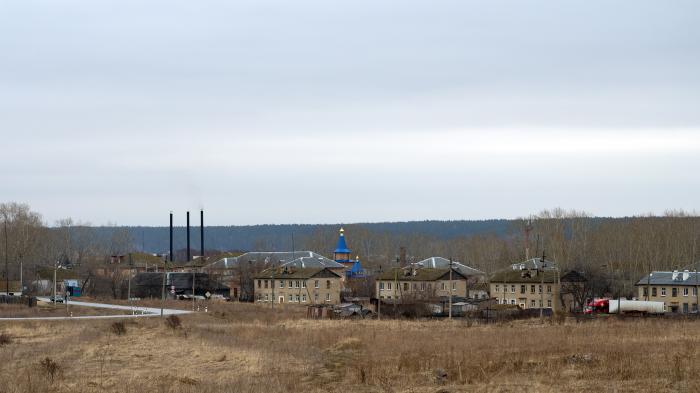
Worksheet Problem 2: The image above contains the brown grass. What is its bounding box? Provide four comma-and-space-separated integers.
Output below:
0, 302, 699, 392
0, 303, 132, 317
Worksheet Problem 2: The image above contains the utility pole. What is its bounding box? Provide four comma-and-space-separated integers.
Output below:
192, 264, 196, 311
695, 268, 699, 313
393, 268, 397, 316
160, 254, 168, 318
377, 266, 381, 321
539, 251, 545, 324
4, 219, 8, 297
162, 212, 173, 318
53, 261, 58, 307
646, 262, 651, 301
448, 257, 453, 320
271, 268, 275, 310
128, 253, 133, 314
19, 253, 22, 295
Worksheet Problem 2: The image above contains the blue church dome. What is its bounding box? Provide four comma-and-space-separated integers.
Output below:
334, 228, 351, 254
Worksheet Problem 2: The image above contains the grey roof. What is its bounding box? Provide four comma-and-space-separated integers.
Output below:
280, 256, 345, 269
510, 258, 558, 271
205, 251, 325, 269
414, 257, 485, 276
635, 271, 700, 286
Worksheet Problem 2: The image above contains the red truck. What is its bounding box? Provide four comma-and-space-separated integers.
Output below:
584, 298, 665, 314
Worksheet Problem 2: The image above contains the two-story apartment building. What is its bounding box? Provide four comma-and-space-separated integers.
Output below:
375, 267, 472, 302
253, 267, 343, 305
490, 258, 560, 309
635, 270, 700, 313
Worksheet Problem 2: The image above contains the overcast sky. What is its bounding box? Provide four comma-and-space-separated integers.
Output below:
1, 1, 699, 226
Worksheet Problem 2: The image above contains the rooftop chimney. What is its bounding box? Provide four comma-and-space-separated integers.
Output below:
169, 212, 173, 262
186, 211, 191, 262
200, 210, 204, 259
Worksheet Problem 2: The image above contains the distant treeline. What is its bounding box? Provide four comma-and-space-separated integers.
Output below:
98, 220, 517, 255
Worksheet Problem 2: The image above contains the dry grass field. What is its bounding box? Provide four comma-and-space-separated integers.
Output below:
1, 302, 699, 393
0, 303, 132, 318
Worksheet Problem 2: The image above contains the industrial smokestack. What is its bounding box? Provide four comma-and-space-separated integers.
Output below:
200, 209, 204, 258
186, 211, 191, 261
169, 212, 173, 262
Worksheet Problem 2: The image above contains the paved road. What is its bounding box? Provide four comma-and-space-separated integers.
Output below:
0, 298, 192, 321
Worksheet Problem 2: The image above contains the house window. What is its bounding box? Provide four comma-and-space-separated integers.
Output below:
288, 280, 293, 288
295, 294, 300, 302
652, 287, 657, 296
315, 280, 320, 289
672, 287, 678, 297
694, 287, 698, 296
530, 300, 536, 307
683, 303, 689, 313
441, 282, 446, 290
511, 285, 515, 293
387, 282, 392, 290
279, 280, 284, 288
264, 280, 269, 289
452, 282, 456, 291
694, 304, 698, 312
421, 282, 426, 291
302, 281, 306, 288
643, 287, 648, 297
302, 294, 307, 302
547, 299, 552, 307
314, 293, 319, 302
520, 285, 526, 294
326, 280, 331, 289
257, 280, 261, 289
379, 282, 384, 290
538, 285, 542, 293
530, 285, 535, 294
547, 285, 551, 293
288, 294, 293, 302
265, 294, 269, 301
661, 287, 666, 297
495, 285, 500, 292
295, 280, 300, 288
511, 299, 515, 305
325, 293, 330, 302
404, 283, 409, 291
684, 288, 689, 297
413, 283, 418, 290
539, 300, 543, 307
427, 283, 432, 291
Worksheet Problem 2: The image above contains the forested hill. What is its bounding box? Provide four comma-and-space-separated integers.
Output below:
104, 220, 516, 254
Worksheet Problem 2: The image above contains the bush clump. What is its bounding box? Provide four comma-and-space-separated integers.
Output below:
111, 321, 127, 336
165, 315, 181, 330
40, 357, 60, 382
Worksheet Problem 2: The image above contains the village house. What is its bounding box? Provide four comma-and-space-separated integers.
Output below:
375, 267, 472, 302
635, 270, 700, 313
490, 258, 560, 309
0, 280, 22, 296
410, 257, 487, 298
253, 267, 343, 305
490, 258, 587, 312
205, 251, 345, 301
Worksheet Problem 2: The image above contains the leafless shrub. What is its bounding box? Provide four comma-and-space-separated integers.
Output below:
0, 333, 11, 346
111, 321, 127, 336
40, 357, 60, 382
165, 315, 181, 330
